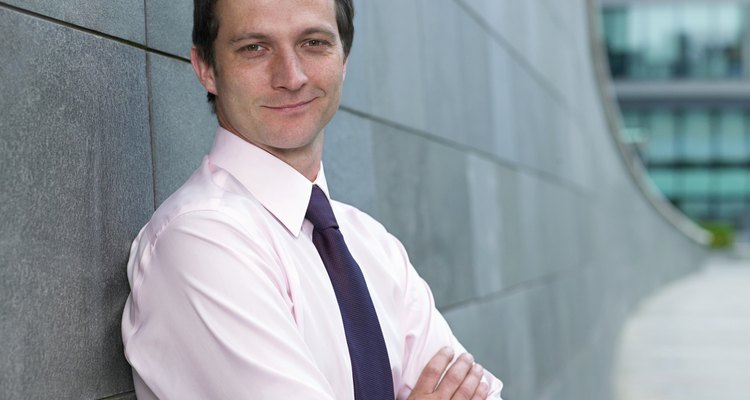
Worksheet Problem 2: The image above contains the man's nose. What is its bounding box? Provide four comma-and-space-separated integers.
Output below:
271, 49, 309, 91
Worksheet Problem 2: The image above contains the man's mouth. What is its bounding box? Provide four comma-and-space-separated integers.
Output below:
264, 98, 316, 112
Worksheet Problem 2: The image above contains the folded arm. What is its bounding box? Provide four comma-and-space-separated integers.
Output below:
122, 211, 336, 399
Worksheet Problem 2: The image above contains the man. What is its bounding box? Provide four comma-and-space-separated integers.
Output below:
121, 0, 503, 398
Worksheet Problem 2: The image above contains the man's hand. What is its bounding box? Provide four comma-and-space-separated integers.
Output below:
407, 347, 490, 400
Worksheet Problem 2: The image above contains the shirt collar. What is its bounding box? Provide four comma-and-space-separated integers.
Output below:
207, 127, 330, 237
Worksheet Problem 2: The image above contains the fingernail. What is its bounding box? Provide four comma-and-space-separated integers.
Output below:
464, 353, 475, 362
441, 346, 454, 355
473, 363, 484, 373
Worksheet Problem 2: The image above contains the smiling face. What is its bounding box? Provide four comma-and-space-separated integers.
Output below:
191, 0, 347, 178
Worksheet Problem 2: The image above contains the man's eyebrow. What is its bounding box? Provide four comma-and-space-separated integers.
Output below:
230, 26, 337, 44
299, 27, 337, 39
229, 32, 272, 44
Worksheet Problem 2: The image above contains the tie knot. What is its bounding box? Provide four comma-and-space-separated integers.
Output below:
306, 185, 338, 230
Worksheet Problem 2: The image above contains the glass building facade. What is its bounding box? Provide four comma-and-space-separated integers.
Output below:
603, 4, 745, 80
601, 2, 750, 230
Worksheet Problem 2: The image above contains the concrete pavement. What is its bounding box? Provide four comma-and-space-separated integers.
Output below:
614, 255, 750, 400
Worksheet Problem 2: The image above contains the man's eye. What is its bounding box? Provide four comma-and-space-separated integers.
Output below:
305, 39, 329, 47
244, 44, 264, 52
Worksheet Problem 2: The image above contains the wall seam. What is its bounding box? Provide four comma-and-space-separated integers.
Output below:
441, 265, 588, 313
452, 0, 570, 115
0, 2, 188, 63
143, 0, 158, 211
452, 0, 597, 148
339, 105, 591, 196
97, 390, 136, 400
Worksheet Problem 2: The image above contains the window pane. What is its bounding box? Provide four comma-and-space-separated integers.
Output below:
683, 110, 712, 161
718, 168, 747, 196
601, 4, 745, 80
718, 110, 746, 160
649, 169, 676, 197
620, 110, 645, 143
718, 202, 744, 221
712, 5, 743, 78
681, 201, 710, 220
644, 6, 677, 78
645, 110, 676, 162
604, 8, 629, 52
681, 169, 713, 196
681, 4, 711, 78
629, 7, 650, 78
603, 8, 631, 78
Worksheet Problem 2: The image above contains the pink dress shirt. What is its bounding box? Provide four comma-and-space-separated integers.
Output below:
121, 127, 503, 399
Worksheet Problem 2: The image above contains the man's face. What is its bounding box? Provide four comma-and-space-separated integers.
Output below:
195, 0, 346, 157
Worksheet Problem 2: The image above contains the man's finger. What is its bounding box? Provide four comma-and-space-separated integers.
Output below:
433, 353, 476, 398
451, 363, 484, 400
470, 381, 490, 400
411, 347, 455, 394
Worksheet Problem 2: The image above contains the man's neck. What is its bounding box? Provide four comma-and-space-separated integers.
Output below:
217, 124, 323, 182
215, 107, 325, 181
266, 143, 323, 182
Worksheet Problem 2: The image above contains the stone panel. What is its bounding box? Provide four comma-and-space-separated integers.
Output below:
536, 180, 561, 276
148, 53, 217, 206
466, 155, 525, 295
487, 41, 519, 163
512, 67, 547, 172
466, 155, 504, 297
536, 181, 582, 276
527, 283, 566, 391
496, 167, 525, 290
459, 0, 569, 114
418, 0, 465, 144
442, 291, 536, 400
372, 127, 474, 308
412, 0, 494, 151
516, 172, 544, 282
457, 8, 494, 151
0, 9, 151, 398
410, 0, 490, 148
4, 0, 145, 44
458, 0, 533, 76
145, 0, 192, 59
341, 0, 426, 132
323, 109, 378, 216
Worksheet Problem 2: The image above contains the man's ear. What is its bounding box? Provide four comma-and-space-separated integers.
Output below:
342, 58, 348, 81
191, 47, 218, 95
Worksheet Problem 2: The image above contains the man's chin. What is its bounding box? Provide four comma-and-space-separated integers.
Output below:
259, 131, 322, 153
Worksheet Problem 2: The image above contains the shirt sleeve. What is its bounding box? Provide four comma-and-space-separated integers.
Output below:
122, 210, 336, 400
391, 237, 504, 400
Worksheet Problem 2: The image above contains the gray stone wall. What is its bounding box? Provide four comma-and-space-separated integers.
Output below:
0, 1, 707, 399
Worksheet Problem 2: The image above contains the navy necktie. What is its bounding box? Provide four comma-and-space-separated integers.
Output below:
306, 185, 394, 400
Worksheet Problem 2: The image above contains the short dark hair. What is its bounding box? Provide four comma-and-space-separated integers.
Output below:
192, 0, 355, 112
